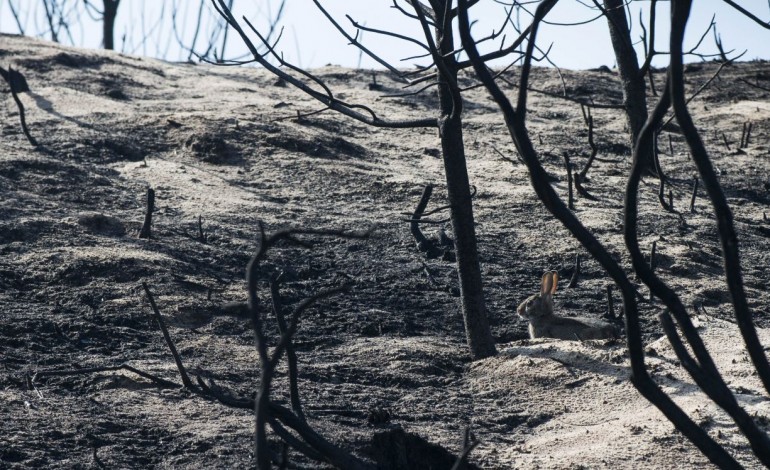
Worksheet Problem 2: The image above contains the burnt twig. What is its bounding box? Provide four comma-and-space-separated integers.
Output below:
142, 282, 193, 388
244, 224, 372, 469
745, 122, 753, 148
670, 0, 770, 399
564, 153, 575, 210
740, 122, 753, 149
577, 105, 598, 184
269, 274, 305, 422
2, 66, 37, 146
212, 0, 433, 129
451, 427, 479, 470
568, 254, 580, 288
410, 184, 444, 258
198, 215, 206, 243
138, 188, 155, 239
649, 241, 657, 301
690, 176, 698, 213
721, 132, 731, 151
657, 178, 674, 213
31, 364, 179, 389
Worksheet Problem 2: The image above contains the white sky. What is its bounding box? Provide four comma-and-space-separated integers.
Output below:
1, 1, 769, 70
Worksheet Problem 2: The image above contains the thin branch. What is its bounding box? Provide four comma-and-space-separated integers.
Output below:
660, 55, 742, 130
32, 364, 179, 389
3, 66, 37, 147
313, 0, 414, 80
210, 0, 435, 129
269, 274, 305, 422
722, 0, 770, 29
346, 14, 430, 52
142, 282, 193, 388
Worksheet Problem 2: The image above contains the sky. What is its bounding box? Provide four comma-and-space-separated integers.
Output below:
1, 1, 769, 71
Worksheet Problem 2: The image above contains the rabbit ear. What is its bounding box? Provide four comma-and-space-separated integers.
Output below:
541, 272, 552, 295
550, 271, 559, 294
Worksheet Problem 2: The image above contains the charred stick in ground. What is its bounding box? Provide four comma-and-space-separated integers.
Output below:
690, 176, 699, 212
138, 187, 155, 239
269, 273, 306, 423
568, 254, 580, 288
1, 65, 36, 146
563, 152, 575, 210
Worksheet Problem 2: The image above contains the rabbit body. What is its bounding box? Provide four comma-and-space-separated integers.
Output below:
517, 272, 617, 341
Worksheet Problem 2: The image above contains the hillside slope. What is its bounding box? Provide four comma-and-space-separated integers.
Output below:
2, 34, 770, 468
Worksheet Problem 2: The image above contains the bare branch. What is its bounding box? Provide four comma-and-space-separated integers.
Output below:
269, 275, 305, 422
142, 282, 194, 388
723, 0, 770, 29
2, 66, 37, 146
346, 14, 430, 52
32, 363, 180, 389
660, 55, 742, 131
312, 0, 415, 80
211, 0, 435, 129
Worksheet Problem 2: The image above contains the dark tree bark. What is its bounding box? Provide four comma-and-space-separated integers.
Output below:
602, 0, 649, 149
103, 0, 121, 50
432, 0, 496, 359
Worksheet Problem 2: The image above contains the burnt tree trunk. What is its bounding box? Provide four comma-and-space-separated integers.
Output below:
103, 0, 121, 50
603, 0, 649, 149
433, 0, 496, 359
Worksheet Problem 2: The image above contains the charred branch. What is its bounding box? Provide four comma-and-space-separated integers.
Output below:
409, 184, 446, 259
606, 284, 615, 320
313, 0, 419, 81
661, 56, 742, 131
577, 105, 599, 185
568, 254, 581, 288
138, 187, 155, 239
722, 0, 770, 29
638, 0, 658, 95
620, 1, 770, 463
211, 0, 434, 129
563, 152, 575, 210
142, 282, 194, 388
244, 225, 372, 469
740, 122, 753, 149
31, 363, 179, 389
2, 66, 36, 147
198, 215, 206, 243
657, 176, 673, 213
269, 274, 305, 423
690, 176, 699, 213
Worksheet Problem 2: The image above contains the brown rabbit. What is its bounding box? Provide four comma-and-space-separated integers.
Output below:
517, 272, 617, 340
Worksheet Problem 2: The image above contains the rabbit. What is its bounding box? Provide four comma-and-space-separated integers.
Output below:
517, 271, 617, 340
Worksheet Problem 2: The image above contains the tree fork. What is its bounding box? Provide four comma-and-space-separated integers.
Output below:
602, 0, 649, 152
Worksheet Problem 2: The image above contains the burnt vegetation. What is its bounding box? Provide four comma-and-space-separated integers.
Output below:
2, 0, 770, 468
